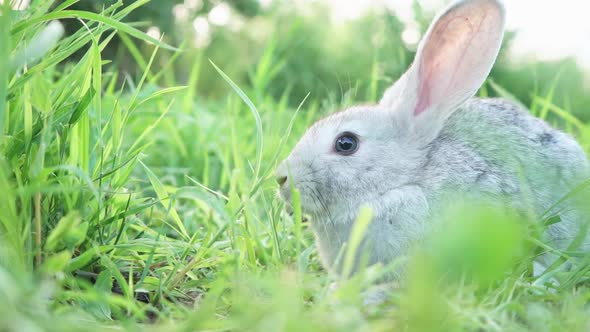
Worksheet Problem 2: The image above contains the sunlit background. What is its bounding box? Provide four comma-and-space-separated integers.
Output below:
6, 0, 588, 71
309, 0, 590, 70
153, 0, 590, 70
5, 0, 589, 114
22, 0, 584, 121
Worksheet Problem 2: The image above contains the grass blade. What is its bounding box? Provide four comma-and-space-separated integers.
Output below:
139, 160, 189, 240
11, 10, 178, 51
210, 60, 264, 188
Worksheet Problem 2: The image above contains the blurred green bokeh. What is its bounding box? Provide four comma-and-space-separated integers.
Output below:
68, 0, 590, 120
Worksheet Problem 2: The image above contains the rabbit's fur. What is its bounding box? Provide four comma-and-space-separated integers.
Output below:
276, 0, 590, 278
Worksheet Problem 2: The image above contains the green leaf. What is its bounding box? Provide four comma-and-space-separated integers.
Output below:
68, 86, 95, 125
11, 10, 178, 51
95, 269, 113, 293
0, 4, 9, 134
139, 160, 189, 240
342, 206, 374, 279
66, 247, 100, 272
90, 270, 113, 320
40, 250, 72, 274
45, 212, 88, 252
210, 60, 264, 188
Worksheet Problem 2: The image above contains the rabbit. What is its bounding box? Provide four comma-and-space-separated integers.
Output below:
275, 0, 590, 279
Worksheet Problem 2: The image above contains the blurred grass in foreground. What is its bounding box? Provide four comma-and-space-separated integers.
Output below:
0, 1, 589, 331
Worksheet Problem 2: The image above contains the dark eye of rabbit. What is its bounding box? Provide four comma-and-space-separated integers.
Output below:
334, 133, 359, 155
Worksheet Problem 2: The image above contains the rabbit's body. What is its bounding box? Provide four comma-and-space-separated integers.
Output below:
429, 99, 589, 267
425, 98, 588, 218
276, 0, 589, 278
301, 98, 588, 276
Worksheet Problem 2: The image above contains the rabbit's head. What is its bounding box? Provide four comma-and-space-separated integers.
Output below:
276, 0, 506, 221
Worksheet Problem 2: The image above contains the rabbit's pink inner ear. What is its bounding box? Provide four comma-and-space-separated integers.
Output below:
412, 0, 505, 116
414, 73, 432, 116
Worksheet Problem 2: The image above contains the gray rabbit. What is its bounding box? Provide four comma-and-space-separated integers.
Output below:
276, 0, 589, 278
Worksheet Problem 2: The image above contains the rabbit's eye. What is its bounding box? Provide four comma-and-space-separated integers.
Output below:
334, 133, 359, 155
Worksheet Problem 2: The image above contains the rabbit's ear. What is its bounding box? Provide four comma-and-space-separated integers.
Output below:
380, 0, 505, 135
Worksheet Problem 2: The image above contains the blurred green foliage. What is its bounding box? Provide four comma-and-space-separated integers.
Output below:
2, 1, 590, 331
67, 0, 261, 33
64, 1, 590, 121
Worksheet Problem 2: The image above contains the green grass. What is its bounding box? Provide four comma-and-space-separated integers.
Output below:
1, 1, 590, 331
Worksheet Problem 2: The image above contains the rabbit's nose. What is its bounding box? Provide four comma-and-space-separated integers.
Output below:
276, 175, 288, 186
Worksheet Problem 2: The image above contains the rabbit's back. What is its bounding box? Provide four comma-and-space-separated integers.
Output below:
424, 98, 590, 252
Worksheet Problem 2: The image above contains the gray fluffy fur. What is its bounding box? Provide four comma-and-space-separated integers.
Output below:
276, 0, 590, 278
